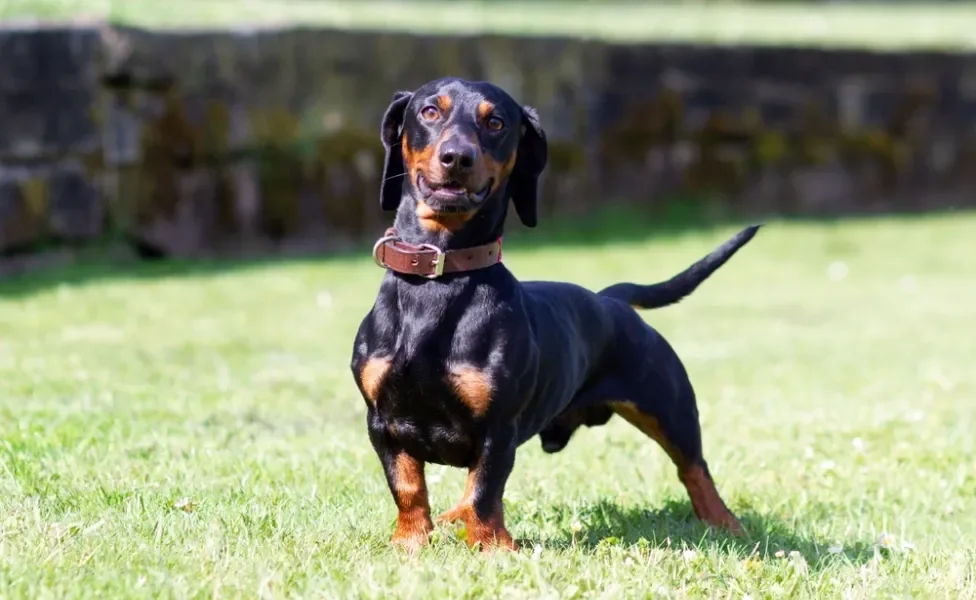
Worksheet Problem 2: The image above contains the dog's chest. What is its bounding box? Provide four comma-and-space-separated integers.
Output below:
369, 356, 488, 467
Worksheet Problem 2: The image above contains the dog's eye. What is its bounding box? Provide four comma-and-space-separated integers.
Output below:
420, 106, 440, 121
486, 116, 504, 131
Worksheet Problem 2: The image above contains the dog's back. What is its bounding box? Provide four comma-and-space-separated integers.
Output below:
517, 225, 759, 441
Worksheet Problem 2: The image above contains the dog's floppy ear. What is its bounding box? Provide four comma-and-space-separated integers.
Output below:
380, 90, 414, 211
508, 105, 548, 228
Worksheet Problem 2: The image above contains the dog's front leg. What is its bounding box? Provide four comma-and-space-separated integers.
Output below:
437, 427, 518, 551
370, 434, 434, 553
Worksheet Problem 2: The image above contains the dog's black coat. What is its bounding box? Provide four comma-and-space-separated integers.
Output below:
350, 77, 757, 551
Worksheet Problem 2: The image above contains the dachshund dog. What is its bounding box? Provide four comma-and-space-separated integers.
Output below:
351, 77, 759, 552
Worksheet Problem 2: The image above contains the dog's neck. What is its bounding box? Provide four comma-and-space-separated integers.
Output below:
390, 192, 508, 251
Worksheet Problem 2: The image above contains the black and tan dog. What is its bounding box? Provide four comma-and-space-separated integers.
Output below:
351, 77, 759, 552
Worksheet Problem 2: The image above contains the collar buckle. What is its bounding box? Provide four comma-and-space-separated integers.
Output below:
417, 243, 446, 278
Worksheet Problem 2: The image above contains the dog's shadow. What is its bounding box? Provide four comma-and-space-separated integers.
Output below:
517, 498, 876, 570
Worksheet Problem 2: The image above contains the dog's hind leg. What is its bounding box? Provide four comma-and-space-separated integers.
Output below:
609, 373, 744, 534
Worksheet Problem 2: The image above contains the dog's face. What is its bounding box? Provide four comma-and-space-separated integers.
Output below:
379, 78, 548, 230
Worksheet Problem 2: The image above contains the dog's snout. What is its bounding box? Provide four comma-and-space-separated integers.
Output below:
438, 138, 477, 172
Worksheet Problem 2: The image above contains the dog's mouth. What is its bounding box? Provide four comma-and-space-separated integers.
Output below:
417, 174, 492, 211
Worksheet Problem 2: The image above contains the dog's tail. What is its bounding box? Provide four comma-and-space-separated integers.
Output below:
598, 224, 761, 310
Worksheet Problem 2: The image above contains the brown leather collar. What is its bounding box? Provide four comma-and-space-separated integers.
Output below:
372, 228, 503, 278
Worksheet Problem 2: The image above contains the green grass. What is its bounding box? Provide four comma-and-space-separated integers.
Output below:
4, 0, 976, 50
1, 210, 975, 598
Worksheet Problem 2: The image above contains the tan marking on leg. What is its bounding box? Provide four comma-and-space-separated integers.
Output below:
464, 501, 516, 551
390, 453, 433, 553
437, 465, 516, 552
447, 364, 493, 417
609, 401, 743, 535
437, 469, 477, 524
679, 464, 744, 535
609, 401, 684, 465
360, 357, 392, 405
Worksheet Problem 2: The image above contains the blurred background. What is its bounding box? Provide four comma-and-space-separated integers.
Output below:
0, 0, 974, 273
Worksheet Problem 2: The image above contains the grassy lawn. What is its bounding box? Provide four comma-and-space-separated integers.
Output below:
1, 210, 975, 598
3, 0, 976, 50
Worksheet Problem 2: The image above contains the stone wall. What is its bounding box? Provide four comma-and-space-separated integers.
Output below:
0, 25, 104, 254
1, 23, 975, 259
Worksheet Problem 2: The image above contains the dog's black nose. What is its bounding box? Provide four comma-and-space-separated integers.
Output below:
438, 139, 477, 172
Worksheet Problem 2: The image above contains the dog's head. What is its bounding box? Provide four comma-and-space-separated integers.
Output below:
378, 77, 548, 233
